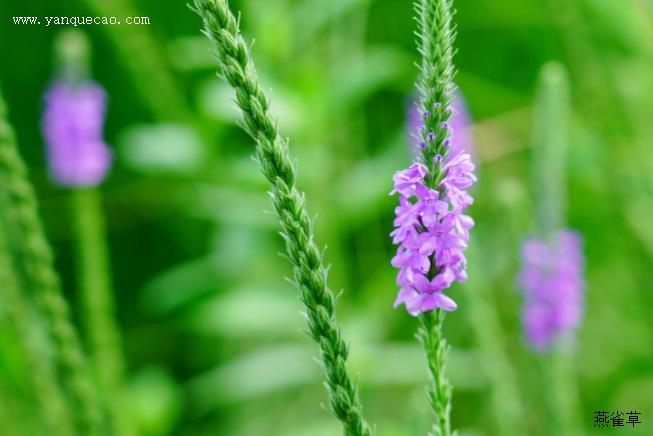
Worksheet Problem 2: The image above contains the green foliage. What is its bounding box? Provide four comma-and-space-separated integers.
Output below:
0, 0, 652, 434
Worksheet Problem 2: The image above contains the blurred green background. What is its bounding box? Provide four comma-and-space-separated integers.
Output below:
1, 0, 652, 435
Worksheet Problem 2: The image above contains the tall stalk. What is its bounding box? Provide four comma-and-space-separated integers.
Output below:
415, 1, 457, 434
191, 1, 371, 435
71, 188, 128, 435
0, 201, 73, 435
418, 310, 453, 436
53, 30, 130, 435
533, 64, 568, 239
532, 62, 583, 436
0, 87, 103, 435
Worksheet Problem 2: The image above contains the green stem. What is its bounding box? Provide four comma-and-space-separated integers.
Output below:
0, 89, 103, 435
418, 310, 452, 436
0, 211, 74, 435
532, 62, 569, 238
191, 1, 371, 435
538, 349, 583, 436
552, 349, 583, 436
414, 0, 457, 433
71, 188, 129, 435
532, 63, 583, 435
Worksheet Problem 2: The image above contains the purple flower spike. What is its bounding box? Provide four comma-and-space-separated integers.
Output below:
42, 81, 112, 187
519, 230, 585, 350
391, 111, 477, 316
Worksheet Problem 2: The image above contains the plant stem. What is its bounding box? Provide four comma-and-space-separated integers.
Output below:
532, 62, 569, 239
418, 310, 452, 436
532, 62, 583, 436
414, 0, 457, 433
537, 348, 583, 436
191, 1, 371, 434
0, 210, 74, 435
71, 188, 129, 435
550, 348, 583, 436
0, 89, 103, 435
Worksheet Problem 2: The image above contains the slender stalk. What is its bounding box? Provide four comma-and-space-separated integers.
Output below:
533, 63, 569, 239
532, 63, 583, 436
0, 210, 74, 435
415, 0, 457, 434
51, 29, 129, 435
554, 349, 582, 436
191, 1, 371, 435
0, 88, 103, 435
538, 348, 582, 436
418, 310, 452, 436
54, 29, 130, 435
71, 188, 129, 435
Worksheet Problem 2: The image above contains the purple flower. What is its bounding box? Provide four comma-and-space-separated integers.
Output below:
408, 93, 473, 158
519, 230, 585, 350
390, 126, 476, 316
42, 81, 112, 187
391, 162, 429, 197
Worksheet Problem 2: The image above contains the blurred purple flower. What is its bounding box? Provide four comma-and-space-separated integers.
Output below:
42, 81, 111, 187
408, 93, 473, 158
519, 230, 585, 350
390, 131, 476, 315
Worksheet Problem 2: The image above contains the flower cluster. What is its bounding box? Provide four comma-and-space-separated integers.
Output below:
390, 129, 477, 316
42, 81, 111, 187
519, 230, 585, 350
